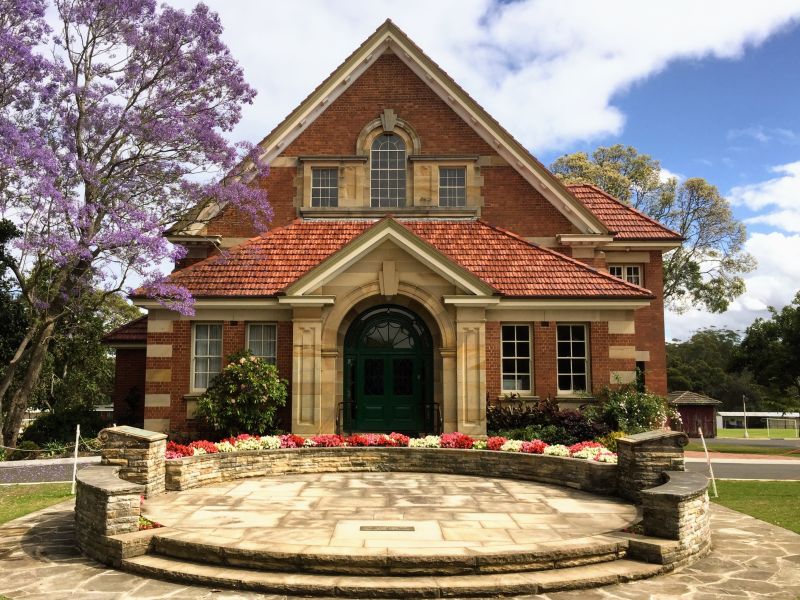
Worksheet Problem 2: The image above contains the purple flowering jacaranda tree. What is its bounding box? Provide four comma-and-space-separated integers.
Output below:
0, 0, 271, 447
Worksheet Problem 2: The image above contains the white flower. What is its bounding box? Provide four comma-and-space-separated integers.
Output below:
234, 437, 263, 451
215, 441, 236, 453
501, 439, 524, 452
472, 440, 487, 450
543, 444, 570, 457
303, 438, 317, 447
191, 447, 207, 456
409, 435, 441, 448
594, 450, 618, 464
259, 436, 281, 450
571, 447, 603, 460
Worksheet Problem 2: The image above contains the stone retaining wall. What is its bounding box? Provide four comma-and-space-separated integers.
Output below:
74, 465, 144, 565
98, 426, 167, 497
164, 447, 619, 495
640, 470, 711, 564
616, 430, 688, 502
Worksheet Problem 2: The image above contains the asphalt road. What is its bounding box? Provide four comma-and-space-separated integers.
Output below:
686, 458, 800, 480
0, 456, 101, 484
704, 437, 800, 449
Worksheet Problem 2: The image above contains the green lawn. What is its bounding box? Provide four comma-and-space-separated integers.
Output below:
0, 483, 73, 526
685, 441, 800, 456
718, 428, 798, 439
712, 480, 800, 534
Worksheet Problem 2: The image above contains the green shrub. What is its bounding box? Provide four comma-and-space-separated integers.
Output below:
488, 397, 608, 445
595, 430, 626, 452
586, 386, 678, 434
42, 441, 68, 458
20, 405, 105, 445
8, 441, 40, 461
195, 350, 288, 437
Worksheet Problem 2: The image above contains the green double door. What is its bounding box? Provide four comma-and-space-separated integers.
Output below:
344, 306, 432, 434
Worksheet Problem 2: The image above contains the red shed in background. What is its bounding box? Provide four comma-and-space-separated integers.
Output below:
668, 391, 722, 438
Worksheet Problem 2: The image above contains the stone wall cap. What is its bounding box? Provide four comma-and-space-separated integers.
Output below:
618, 429, 688, 447
100, 425, 168, 442
640, 470, 708, 501
76, 465, 145, 495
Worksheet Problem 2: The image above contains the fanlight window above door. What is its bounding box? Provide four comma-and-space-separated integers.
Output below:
362, 320, 415, 349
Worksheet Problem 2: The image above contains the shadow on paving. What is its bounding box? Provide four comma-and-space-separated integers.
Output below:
0, 500, 798, 599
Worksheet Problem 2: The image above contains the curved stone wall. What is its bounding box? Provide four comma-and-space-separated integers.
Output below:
164, 447, 618, 495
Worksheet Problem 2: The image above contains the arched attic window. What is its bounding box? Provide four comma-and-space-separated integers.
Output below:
370, 133, 406, 207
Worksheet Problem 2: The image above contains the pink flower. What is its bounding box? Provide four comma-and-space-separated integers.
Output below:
487, 436, 507, 451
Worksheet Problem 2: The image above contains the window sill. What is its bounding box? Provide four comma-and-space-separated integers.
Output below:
496, 394, 539, 402
298, 206, 479, 219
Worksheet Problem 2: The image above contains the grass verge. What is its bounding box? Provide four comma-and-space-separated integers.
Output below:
712, 480, 800, 534
685, 441, 800, 456
718, 428, 798, 439
0, 483, 73, 526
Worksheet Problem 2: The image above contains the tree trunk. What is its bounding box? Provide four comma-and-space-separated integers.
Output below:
0, 327, 37, 421
1, 321, 55, 448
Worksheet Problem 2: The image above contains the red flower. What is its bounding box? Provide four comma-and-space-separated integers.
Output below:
279, 433, 305, 448
188, 440, 218, 454
521, 440, 548, 454
310, 434, 344, 447
568, 441, 604, 455
388, 432, 410, 447
486, 436, 507, 451
440, 432, 475, 449
165, 441, 193, 457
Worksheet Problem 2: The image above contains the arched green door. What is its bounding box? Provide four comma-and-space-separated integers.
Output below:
344, 306, 432, 434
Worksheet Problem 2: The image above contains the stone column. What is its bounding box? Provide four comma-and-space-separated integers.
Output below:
455, 306, 487, 436
617, 429, 688, 502
291, 307, 324, 434
441, 348, 457, 433
98, 425, 167, 497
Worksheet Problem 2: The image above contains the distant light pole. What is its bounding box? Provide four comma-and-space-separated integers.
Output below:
743, 394, 749, 439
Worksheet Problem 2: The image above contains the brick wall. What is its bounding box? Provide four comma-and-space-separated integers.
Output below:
112, 348, 145, 427
485, 321, 500, 401
636, 252, 667, 395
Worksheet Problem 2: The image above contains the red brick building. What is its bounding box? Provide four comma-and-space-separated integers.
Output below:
105, 21, 681, 436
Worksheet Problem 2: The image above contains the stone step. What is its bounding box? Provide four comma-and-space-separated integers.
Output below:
150, 530, 629, 576
122, 553, 663, 598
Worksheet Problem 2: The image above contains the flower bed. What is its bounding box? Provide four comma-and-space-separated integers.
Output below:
165, 432, 617, 463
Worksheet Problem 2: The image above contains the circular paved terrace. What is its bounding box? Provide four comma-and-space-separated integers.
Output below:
141, 472, 640, 557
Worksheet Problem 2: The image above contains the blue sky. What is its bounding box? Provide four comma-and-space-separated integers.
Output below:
161, 0, 800, 340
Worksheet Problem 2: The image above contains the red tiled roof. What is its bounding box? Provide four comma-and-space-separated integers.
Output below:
102, 315, 147, 345
150, 219, 653, 300
567, 184, 682, 240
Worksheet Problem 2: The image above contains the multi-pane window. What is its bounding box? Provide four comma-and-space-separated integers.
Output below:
501, 325, 531, 392
247, 323, 277, 364
311, 167, 338, 207
439, 167, 466, 207
193, 323, 222, 390
370, 133, 406, 207
609, 264, 642, 286
556, 324, 588, 394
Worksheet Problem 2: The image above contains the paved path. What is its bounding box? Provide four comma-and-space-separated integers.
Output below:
143, 472, 640, 555
1, 499, 798, 599
0, 456, 101, 484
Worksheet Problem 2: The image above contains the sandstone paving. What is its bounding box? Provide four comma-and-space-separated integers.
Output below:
0, 490, 797, 598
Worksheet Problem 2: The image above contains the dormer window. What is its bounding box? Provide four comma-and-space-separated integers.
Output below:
439, 167, 466, 207
371, 133, 406, 207
311, 167, 338, 207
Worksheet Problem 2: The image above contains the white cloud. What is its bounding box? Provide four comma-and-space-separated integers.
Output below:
158, 0, 800, 153
659, 167, 683, 183
729, 161, 800, 232
665, 232, 800, 340
727, 125, 800, 144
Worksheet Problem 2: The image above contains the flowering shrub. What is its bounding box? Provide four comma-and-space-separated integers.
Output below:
543, 444, 570, 457
521, 439, 548, 454
408, 435, 441, 448
440, 432, 475, 449
195, 350, 288, 437
587, 386, 679, 434
594, 450, 618, 464
310, 434, 344, 447
163, 432, 614, 464
188, 440, 218, 454
280, 434, 306, 448
500, 439, 524, 452
486, 436, 507, 451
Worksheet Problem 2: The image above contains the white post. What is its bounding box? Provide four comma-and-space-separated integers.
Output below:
70, 424, 80, 495
698, 427, 718, 498
742, 395, 749, 439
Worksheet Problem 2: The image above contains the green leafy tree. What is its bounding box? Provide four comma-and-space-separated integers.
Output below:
551, 145, 755, 313
733, 293, 800, 413
196, 350, 288, 437
666, 328, 763, 411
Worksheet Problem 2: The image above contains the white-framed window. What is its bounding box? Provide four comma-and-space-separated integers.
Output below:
439, 166, 466, 207
370, 133, 406, 207
311, 167, 338, 207
192, 323, 223, 391
247, 323, 277, 364
501, 324, 531, 393
557, 324, 589, 395
609, 264, 642, 286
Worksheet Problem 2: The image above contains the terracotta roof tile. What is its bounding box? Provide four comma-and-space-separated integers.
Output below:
102, 315, 148, 345
568, 184, 682, 240
149, 219, 653, 300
